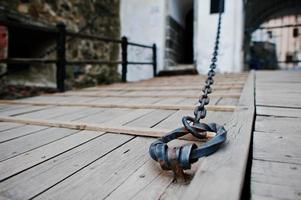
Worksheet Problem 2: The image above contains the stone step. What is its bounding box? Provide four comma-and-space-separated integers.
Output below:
158, 64, 198, 76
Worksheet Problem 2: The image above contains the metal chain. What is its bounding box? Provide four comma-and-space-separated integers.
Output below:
149, 0, 226, 178
193, 7, 223, 123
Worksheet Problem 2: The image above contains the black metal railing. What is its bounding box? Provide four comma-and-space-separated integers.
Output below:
0, 21, 157, 92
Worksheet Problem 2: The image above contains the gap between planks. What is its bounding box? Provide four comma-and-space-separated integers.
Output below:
0, 100, 236, 112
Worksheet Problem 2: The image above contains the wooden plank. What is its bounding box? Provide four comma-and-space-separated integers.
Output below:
257, 106, 301, 118
0, 104, 13, 111
251, 70, 301, 200
82, 96, 135, 104
255, 71, 301, 108
0, 125, 48, 143
217, 97, 239, 106
0, 104, 28, 112
101, 139, 201, 200
251, 181, 301, 200
51, 91, 241, 99
0, 122, 24, 132
119, 81, 247, 86
78, 84, 244, 91
0, 133, 132, 200
0, 105, 50, 116
74, 108, 131, 124
251, 159, 301, 188
154, 110, 232, 130
101, 159, 170, 200
176, 98, 227, 107
0, 130, 103, 181
51, 107, 106, 121
100, 109, 155, 126
32, 137, 154, 200
0, 116, 215, 140
87, 97, 162, 106
18, 96, 99, 104
152, 97, 185, 105
0, 100, 236, 112
0, 127, 77, 161
182, 71, 255, 200
253, 131, 301, 164
256, 93, 301, 108
251, 159, 301, 200
91, 82, 246, 89
125, 109, 176, 128
256, 71, 301, 83
144, 78, 247, 82
255, 116, 301, 135
17, 106, 84, 120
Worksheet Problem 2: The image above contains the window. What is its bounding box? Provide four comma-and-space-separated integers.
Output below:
210, 0, 225, 14
293, 28, 299, 38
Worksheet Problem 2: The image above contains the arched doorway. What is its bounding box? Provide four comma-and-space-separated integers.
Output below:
244, 0, 301, 70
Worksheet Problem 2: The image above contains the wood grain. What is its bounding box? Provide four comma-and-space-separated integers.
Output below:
182, 71, 255, 200
0, 100, 236, 112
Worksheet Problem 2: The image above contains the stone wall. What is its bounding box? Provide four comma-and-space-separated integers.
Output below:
0, 0, 121, 88
164, 16, 185, 67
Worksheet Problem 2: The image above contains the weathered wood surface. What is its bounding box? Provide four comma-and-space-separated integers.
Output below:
0, 100, 236, 112
52, 91, 242, 99
0, 73, 253, 200
251, 71, 301, 200
0, 127, 78, 161
183, 71, 255, 200
0, 130, 103, 181
257, 106, 301, 118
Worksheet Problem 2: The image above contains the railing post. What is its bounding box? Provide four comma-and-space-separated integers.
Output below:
56, 22, 66, 92
121, 36, 128, 82
152, 44, 157, 77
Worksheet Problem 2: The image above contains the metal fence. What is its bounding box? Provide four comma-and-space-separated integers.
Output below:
0, 21, 157, 92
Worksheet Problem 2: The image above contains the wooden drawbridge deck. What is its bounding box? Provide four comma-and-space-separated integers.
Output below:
0, 71, 300, 200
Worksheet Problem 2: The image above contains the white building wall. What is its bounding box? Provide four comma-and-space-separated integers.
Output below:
120, 0, 166, 81
195, 0, 244, 74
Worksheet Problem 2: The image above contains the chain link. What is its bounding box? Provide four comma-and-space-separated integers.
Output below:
193, 6, 223, 123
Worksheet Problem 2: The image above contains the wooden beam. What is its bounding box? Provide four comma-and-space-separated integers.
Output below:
0, 116, 215, 141
183, 71, 255, 200
51, 92, 241, 99
0, 100, 236, 112
84, 85, 244, 91
96, 81, 246, 88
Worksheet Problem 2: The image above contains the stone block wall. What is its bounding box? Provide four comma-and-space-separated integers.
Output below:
0, 0, 121, 88
164, 16, 185, 67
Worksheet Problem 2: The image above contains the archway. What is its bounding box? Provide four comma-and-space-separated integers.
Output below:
244, 0, 301, 70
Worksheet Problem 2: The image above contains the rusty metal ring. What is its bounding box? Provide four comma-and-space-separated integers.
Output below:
149, 121, 227, 171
